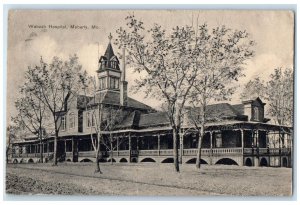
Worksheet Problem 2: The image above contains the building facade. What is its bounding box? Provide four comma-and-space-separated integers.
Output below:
10, 39, 293, 167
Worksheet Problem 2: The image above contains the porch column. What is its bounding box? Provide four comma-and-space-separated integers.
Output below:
256, 130, 259, 148
279, 131, 282, 167
71, 138, 74, 153
18, 146, 23, 157
252, 129, 259, 167
117, 136, 119, 156
251, 129, 254, 148
129, 134, 131, 158
158, 134, 160, 156
47, 141, 49, 156
65, 139, 67, 153
209, 131, 213, 165
240, 129, 244, 155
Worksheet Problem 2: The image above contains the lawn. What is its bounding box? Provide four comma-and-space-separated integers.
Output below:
6, 162, 292, 196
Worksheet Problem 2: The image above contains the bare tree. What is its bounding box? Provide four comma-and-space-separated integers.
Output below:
13, 70, 50, 163
240, 68, 293, 127
115, 15, 198, 172
188, 24, 255, 169
81, 77, 126, 173
240, 77, 266, 101
266, 68, 293, 126
24, 55, 88, 165
6, 124, 19, 163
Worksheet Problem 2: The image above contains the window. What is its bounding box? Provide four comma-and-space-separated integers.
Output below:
87, 112, 91, 127
99, 77, 107, 90
87, 112, 95, 127
254, 107, 259, 121
110, 77, 119, 89
69, 113, 76, 129
61, 116, 66, 131
91, 113, 95, 127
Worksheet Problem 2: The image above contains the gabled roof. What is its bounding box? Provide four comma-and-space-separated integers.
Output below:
188, 103, 246, 121
77, 95, 93, 109
116, 110, 141, 129
87, 90, 154, 111
117, 111, 169, 129
231, 104, 244, 115
139, 112, 169, 128
242, 97, 266, 106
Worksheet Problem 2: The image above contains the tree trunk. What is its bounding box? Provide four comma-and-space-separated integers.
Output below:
40, 141, 43, 163
95, 133, 102, 174
173, 128, 180, 172
53, 129, 58, 166
196, 130, 203, 169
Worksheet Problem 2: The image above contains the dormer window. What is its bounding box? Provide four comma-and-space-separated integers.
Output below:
254, 107, 259, 121
61, 116, 66, 131
69, 112, 76, 129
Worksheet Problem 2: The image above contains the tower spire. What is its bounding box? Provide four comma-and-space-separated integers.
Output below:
108, 33, 113, 43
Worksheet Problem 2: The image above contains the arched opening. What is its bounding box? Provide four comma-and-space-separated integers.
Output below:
161, 158, 174, 163
107, 158, 116, 162
80, 158, 93, 163
19, 159, 23, 164
215, 158, 238, 165
131, 158, 137, 163
28, 159, 34, 163
13, 159, 18, 164
185, 158, 208, 164
66, 159, 71, 162
260, 158, 268, 167
120, 158, 128, 163
245, 158, 252, 166
282, 157, 288, 167
140, 158, 156, 163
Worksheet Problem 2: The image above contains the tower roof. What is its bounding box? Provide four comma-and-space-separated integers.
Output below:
98, 33, 120, 71
103, 42, 115, 61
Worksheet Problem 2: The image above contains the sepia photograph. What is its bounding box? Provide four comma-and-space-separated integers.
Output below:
5, 9, 294, 197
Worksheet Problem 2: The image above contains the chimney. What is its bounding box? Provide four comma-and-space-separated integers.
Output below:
120, 46, 128, 106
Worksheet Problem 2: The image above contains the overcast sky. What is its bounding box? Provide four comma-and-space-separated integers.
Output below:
6, 10, 294, 122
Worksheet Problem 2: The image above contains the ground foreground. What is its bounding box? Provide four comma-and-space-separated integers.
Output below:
6, 163, 292, 196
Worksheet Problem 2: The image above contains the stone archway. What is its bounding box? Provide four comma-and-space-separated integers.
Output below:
282, 157, 288, 167
245, 158, 252, 166
185, 158, 208, 164
28, 159, 34, 163
80, 158, 93, 163
120, 158, 128, 163
260, 157, 268, 167
140, 158, 156, 163
215, 158, 238, 165
161, 158, 174, 163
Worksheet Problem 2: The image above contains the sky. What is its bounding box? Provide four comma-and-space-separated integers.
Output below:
6, 10, 294, 122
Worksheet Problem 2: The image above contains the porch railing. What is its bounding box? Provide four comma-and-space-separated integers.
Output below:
243, 147, 291, 155
11, 147, 291, 159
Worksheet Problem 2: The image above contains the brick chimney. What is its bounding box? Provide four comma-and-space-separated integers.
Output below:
120, 46, 128, 106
